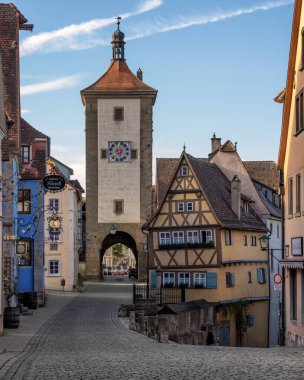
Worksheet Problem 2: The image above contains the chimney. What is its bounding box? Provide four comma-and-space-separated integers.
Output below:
137, 68, 143, 81
211, 133, 221, 153
231, 175, 241, 219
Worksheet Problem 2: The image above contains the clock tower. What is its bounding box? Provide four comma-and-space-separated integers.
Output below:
81, 19, 157, 280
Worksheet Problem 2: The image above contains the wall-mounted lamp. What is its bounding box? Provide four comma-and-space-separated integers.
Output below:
110, 223, 116, 235
258, 234, 270, 251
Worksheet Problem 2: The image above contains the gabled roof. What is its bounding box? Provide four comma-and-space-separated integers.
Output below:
148, 152, 266, 232
242, 161, 279, 191
186, 154, 265, 231
278, 0, 302, 169
81, 60, 157, 104
274, 88, 286, 104
219, 140, 236, 152
21, 118, 49, 144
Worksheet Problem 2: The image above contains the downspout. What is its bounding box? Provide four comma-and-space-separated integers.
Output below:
279, 169, 285, 346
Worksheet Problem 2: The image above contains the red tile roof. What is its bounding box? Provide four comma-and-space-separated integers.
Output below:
242, 161, 279, 191
81, 60, 157, 103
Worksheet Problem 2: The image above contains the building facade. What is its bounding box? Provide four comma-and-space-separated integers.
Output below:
145, 151, 269, 347
277, 0, 304, 347
17, 118, 49, 306
81, 20, 157, 280
44, 158, 84, 291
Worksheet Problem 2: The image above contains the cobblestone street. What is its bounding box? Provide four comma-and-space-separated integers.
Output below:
0, 281, 303, 380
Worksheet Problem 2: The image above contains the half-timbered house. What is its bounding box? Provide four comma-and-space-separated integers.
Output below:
144, 150, 269, 347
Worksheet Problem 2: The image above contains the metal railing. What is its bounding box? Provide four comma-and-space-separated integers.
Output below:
133, 284, 185, 305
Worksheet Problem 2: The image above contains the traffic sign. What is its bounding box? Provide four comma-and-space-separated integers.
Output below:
274, 273, 282, 285
274, 283, 282, 291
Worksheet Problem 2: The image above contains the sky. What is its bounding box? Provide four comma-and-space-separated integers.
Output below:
4, 0, 295, 189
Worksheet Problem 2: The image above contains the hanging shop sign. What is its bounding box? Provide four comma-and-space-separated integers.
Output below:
43, 174, 66, 192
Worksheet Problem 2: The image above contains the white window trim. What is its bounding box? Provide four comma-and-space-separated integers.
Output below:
201, 229, 213, 243
172, 231, 184, 244
49, 198, 61, 213
187, 230, 199, 244
177, 202, 184, 212
178, 272, 190, 287
48, 259, 61, 276
159, 232, 171, 245
181, 165, 188, 176
163, 272, 175, 286
186, 202, 194, 212
193, 272, 206, 287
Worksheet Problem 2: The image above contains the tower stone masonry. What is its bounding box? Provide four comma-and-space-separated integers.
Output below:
81, 19, 157, 280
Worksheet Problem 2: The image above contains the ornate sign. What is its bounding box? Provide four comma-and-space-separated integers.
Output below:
43, 174, 66, 192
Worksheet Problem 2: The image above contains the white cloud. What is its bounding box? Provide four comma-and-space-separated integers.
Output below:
52, 145, 68, 154
128, 0, 294, 39
20, 75, 81, 96
20, 0, 163, 56
21, 109, 31, 115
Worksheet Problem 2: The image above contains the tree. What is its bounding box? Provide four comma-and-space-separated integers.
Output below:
112, 244, 124, 264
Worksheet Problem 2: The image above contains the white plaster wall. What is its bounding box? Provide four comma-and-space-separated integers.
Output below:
210, 151, 268, 215
98, 98, 140, 224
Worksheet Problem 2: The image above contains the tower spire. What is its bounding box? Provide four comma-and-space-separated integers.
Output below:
112, 16, 125, 61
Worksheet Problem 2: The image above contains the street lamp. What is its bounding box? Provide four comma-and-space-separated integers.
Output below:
110, 223, 116, 235
259, 234, 270, 251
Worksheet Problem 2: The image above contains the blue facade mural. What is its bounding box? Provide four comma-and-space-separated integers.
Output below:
17, 180, 45, 295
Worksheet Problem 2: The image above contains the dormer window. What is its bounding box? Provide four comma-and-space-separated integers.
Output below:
244, 202, 250, 213
181, 165, 188, 176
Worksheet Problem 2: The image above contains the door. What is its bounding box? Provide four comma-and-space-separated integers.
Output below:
219, 321, 230, 346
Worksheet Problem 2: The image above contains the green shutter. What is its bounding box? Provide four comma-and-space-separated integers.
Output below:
206, 272, 217, 289
151, 272, 157, 288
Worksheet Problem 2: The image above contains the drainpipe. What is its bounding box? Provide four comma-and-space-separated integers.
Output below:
279, 169, 285, 346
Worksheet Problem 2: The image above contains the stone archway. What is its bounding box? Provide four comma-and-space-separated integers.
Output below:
100, 231, 138, 279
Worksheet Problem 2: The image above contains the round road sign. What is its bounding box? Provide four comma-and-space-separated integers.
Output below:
274, 273, 282, 285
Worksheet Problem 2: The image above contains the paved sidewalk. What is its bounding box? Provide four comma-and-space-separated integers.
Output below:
0, 290, 78, 375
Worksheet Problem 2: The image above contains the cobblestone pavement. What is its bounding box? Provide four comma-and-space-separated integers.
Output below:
1, 281, 304, 380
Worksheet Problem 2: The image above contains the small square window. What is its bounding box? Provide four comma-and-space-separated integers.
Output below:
186, 202, 194, 212
114, 199, 124, 214
177, 202, 184, 212
49, 260, 60, 276
114, 107, 124, 121
181, 165, 188, 176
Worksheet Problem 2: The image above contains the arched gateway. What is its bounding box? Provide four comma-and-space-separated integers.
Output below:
100, 231, 138, 278
81, 19, 157, 281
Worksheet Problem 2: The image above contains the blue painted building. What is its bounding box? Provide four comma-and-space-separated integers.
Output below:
17, 118, 50, 307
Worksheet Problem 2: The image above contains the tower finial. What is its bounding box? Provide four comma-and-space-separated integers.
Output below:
183, 143, 186, 152
116, 16, 121, 29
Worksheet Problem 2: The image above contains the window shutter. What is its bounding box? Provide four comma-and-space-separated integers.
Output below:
226, 272, 230, 287
262, 269, 267, 284
101, 149, 107, 159
206, 272, 217, 289
151, 272, 157, 288
257, 268, 262, 284
231, 273, 235, 287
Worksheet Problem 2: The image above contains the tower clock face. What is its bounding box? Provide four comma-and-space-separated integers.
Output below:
108, 141, 131, 162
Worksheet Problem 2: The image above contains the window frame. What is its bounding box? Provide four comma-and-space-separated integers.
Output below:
251, 236, 257, 246
288, 177, 293, 216
159, 232, 171, 246
201, 229, 213, 244
187, 230, 199, 244
177, 202, 184, 212
48, 259, 61, 276
114, 199, 124, 214
178, 272, 190, 288
17, 240, 32, 266
113, 107, 124, 121
243, 235, 248, 246
296, 89, 304, 134
49, 198, 60, 212
193, 272, 206, 288
296, 174, 301, 214
181, 165, 188, 176
225, 230, 232, 245
186, 201, 194, 212
18, 189, 31, 214
163, 272, 175, 287
257, 268, 267, 284
172, 231, 184, 244
21, 145, 30, 164
225, 272, 235, 288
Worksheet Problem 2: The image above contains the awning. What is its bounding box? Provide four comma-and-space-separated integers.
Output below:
279, 260, 304, 269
